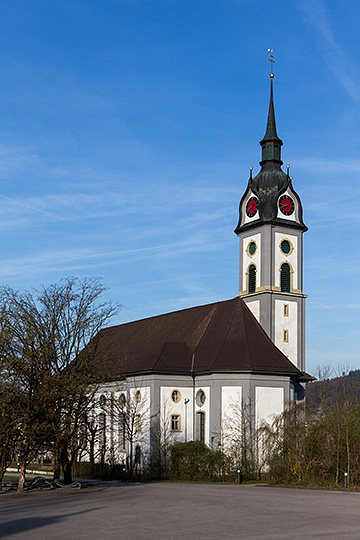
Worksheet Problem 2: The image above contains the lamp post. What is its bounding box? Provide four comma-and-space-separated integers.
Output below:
184, 398, 190, 442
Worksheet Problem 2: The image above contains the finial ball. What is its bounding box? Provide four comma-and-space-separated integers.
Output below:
270, 73, 274, 79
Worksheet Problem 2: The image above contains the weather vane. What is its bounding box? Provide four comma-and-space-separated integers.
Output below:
267, 48, 276, 78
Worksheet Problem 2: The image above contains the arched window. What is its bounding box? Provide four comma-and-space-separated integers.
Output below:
119, 393, 126, 408
99, 412, 106, 460
99, 394, 106, 409
135, 445, 141, 465
267, 144, 272, 159
196, 411, 205, 443
119, 413, 125, 450
280, 263, 291, 292
274, 145, 279, 160
248, 264, 256, 294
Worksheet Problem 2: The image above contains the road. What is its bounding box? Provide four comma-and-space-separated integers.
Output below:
1, 482, 359, 539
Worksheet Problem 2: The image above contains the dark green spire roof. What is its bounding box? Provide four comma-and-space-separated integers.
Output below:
260, 74, 283, 148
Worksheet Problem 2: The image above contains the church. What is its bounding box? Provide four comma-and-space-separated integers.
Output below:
90, 71, 310, 471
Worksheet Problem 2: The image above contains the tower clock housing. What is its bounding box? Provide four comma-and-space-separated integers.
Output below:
234, 74, 307, 372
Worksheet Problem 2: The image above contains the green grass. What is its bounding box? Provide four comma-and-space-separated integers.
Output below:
2, 475, 30, 483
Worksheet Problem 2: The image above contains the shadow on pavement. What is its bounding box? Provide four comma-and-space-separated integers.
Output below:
0, 507, 98, 537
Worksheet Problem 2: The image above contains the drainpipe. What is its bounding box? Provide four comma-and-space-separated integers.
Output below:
191, 354, 195, 441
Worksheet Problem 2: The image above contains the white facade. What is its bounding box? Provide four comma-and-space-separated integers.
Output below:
89, 374, 295, 471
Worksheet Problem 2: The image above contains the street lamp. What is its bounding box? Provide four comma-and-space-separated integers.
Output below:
184, 398, 190, 442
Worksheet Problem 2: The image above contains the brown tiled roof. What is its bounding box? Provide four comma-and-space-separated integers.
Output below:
93, 296, 301, 380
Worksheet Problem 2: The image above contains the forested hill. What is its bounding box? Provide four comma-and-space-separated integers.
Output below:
306, 370, 360, 409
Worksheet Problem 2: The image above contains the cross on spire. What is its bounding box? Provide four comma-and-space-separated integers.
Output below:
267, 48, 276, 77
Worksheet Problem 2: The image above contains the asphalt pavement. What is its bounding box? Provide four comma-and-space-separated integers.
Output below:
1, 482, 359, 539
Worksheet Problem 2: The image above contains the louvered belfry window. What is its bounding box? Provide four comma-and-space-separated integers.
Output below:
248, 264, 256, 293
281, 263, 291, 292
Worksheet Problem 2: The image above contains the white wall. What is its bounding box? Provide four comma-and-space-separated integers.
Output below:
255, 386, 284, 429
245, 299, 260, 321
274, 299, 298, 367
241, 232, 261, 292
221, 386, 242, 451
160, 385, 210, 444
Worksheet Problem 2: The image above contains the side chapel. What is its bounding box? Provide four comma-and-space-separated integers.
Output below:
90, 70, 310, 470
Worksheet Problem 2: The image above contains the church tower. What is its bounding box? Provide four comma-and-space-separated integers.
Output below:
234, 71, 307, 371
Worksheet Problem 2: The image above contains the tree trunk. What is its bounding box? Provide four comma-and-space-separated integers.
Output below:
60, 446, 72, 484
17, 460, 26, 492
63, 461, 72, 484
0, 455, 6, 491
53, 450, 61, 483
129, 439, 134, 478
89, 431, 96, 475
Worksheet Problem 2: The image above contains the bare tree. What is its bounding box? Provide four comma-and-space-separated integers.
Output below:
0, 277, 120, 490
152, 399, 175, 479
221, 394, 259, 480
0, 380, 22, 490
261, 401, 307, 484
108, 386, 150, 477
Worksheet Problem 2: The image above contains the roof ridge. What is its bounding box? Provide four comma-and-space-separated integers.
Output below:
240, 300, 253, 368
106, 299, 221, 331
190, 303, 219, 358
209, 298, 239, 370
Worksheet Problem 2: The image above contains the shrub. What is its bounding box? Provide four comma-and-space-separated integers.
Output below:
170, 441, 229, 482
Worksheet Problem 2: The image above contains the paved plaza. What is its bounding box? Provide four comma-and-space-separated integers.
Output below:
1, 482, 360, 539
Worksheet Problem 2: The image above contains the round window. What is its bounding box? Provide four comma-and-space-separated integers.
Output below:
171, 389, 181, 403
280, 239, 291, 255
196, 389, 206, 407
248, 241, 257, 256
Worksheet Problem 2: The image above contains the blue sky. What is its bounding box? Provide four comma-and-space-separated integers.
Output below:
0, 0, 359, 374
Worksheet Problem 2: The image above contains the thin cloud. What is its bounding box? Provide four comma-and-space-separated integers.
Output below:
300, 0, 360, 103
308, 301, 360, 310
294, 158, 360, 175
0, 232, 229, 279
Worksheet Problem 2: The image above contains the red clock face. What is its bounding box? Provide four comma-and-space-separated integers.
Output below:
246, 196, 258, 218
279, 195, 295, 216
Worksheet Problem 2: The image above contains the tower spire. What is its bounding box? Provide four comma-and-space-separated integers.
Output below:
245, 53, 289, 220
260, 75, 282, 144
260, 51, 283, 152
